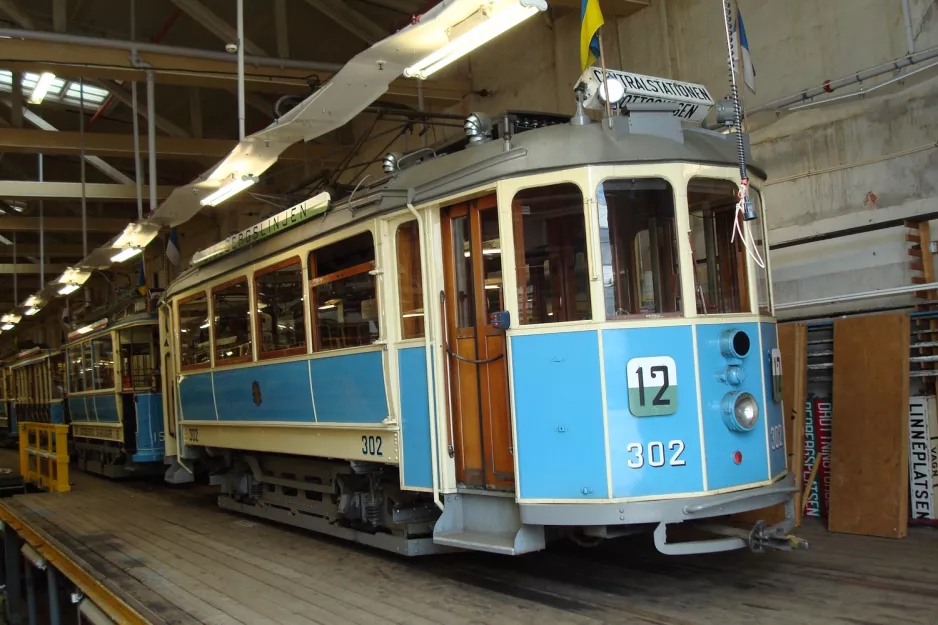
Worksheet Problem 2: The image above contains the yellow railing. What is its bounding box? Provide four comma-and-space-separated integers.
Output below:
18, 423, 70, 493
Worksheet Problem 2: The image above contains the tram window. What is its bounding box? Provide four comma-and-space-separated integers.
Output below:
119, 326, 158, 388
50, 353, 65, 400
688, 178, 751, 314
396, 221, 425, 339
598, 179, 681, 318
213, 278, 253, 365
179, 293, 211, 370
751, 191, 771, 314
308, 231, 378, 351
67, 346, 83, 392
81, 341, 94, 390
255, 258, 307, 359
512, 184, 591, 324
92, 337, 115, 390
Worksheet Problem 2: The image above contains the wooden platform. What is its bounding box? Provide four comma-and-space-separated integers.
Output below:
1, 448, 937, 625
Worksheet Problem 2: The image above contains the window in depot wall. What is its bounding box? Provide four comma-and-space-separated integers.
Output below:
256, 257, 307, 359
397, 221, 425, 339
213, 279, 253, 365
688, 178, 751, 314
179, 293, 211, 370
309, 231, 378, 351
512, 183, 591, 324
598, 178, 681, 318
92, 337, 115, 390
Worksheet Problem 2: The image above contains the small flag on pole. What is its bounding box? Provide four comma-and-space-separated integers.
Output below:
137, 257, 149, 297
166, 228, 180, 267
580, 0, 604, 71
736, 8, 756, 93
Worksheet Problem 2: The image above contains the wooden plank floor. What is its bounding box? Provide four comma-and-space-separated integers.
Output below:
1, 449, 937, 625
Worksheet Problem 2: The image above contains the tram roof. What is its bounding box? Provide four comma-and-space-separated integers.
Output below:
165, 119, 764, 299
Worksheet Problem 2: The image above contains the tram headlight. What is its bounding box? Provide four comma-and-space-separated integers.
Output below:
721, 391, 759, 432
719, 329, 751, 359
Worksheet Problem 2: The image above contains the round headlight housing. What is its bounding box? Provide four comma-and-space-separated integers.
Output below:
721, 391, 759, 432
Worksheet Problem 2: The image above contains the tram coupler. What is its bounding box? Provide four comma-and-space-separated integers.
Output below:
748, 520, 809, 553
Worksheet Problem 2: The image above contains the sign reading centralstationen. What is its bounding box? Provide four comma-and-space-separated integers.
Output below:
579, 67, 715, 123
192, 192, 330, 266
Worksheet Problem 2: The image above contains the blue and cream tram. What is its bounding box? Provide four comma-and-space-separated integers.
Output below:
162, 76, 799, 556
9, 348, 66, 429
0, 357, 14, 441
65, 312, 165, 477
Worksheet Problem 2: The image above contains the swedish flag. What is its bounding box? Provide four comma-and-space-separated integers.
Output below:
136, 258, 149, 298
580, 0, 604, 71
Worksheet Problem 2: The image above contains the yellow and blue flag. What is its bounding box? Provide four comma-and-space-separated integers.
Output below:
580, 0, 604, 71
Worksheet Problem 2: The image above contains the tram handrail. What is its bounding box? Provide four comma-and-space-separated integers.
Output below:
18, 423, 70, 493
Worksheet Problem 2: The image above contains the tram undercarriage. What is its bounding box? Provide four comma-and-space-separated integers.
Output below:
210, 452, 446, 555
73, 437, 164, 479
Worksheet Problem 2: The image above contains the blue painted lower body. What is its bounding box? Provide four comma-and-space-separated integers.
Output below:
398, 347, 434, 489
133, 393, 164, 463
509, 319, 783, 501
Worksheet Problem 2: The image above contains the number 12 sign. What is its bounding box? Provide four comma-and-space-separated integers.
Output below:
627, 356, 678, 417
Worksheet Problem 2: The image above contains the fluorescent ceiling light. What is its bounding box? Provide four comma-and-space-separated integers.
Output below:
23, 295, 41, 308
75, 324, 94, 334
200, 175, 257, 207
110, 246, 142, 263
28, 72, 56, 104
0, 324, 12, 331
58, 283, 80, 295
403, 0, 546, 80
24, 307, 40, 316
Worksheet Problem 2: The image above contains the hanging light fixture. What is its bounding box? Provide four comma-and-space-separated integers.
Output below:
55, 267, 91, 296
109, 246, 143, 263
200, 175, 258, 207
403, 0, 547, 80
28, 72, 57, 104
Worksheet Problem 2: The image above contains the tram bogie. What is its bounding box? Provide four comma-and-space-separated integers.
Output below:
160, 71, 802, 556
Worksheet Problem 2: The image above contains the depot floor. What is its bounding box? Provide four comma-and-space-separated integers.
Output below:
0, 449, 935, 625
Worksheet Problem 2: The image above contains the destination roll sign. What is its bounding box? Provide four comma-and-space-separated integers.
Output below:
578, 67, 715, 123
192, 191, 330, 265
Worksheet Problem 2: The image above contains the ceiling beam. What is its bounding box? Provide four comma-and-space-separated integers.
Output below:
0, 264, 67, 274
303, 0, 389, 45
0, 243, 99, 257
52, 0, 66, 32
0, 39, 469, 102
0, 128, 343, 162
547, 0, 648, 18
0, 216, 133, 232
274, 0, 289, 58
0, 0, 35, 29
169, 0, 268, 56
0, 182, 174, 202
90, 80, 191, 138
0, 99, 134, 185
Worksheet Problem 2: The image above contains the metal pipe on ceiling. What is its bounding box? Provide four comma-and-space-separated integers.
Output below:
79, 78, 88, 260
147, 70, 157, 214
901, 0, 915, 56
237, 0, 246, 141
0, 27, 343, 73
38, 154, 44, 289
131, 0, 144, 221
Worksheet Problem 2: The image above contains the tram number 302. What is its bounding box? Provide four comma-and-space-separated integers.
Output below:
626, 440, 686, 469
362, 435, 383, 457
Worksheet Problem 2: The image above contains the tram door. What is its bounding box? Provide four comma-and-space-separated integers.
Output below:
441, 195, 514, 490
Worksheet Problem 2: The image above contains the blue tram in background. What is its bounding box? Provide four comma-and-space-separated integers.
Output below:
159, 73, 800, 556
9, 348, 66, 431
64, 309, 164, 478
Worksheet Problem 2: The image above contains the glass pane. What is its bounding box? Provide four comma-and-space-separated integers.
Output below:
451, 216, 474, 329
513, 184, 591, 324
688, 178, 751, 314
257, 260, 307, 356
751, 191, 771, 314
179, 294, 211, 368
396, 221, 425, 339
214, 281, 253, 363
67, 347, 83, 392
598, 179, 680, 317
120, 326, 157, 388
82, 341, 93, 390
310, 232, 378, 351
92, 338, 115, 390
480, 209, 503, 322
51, 353, 65, 400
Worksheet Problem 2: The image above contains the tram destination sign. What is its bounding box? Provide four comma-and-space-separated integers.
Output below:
578, 67, 715, 123
192, 191, 330, 266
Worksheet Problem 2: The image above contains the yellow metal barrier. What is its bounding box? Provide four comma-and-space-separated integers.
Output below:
18, 423, 70, 493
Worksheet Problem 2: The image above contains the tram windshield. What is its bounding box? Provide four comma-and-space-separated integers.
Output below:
598, 178, 680, 318
119, 325, 159, 389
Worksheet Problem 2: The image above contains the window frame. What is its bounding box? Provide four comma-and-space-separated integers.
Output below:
178, 290, 212, 372
91, 335, 116, 391
254, 256, 308, 361
307, 231, 378, 353
212, 276, 253, 366
394, 220, 426, 340
596, 176, 683, 320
